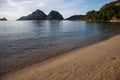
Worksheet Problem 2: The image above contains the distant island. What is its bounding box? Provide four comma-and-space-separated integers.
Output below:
17, 9, 47, 20
65, 15, 84, 20
17, 10, 64, 20
17, 9, 84, 21
47, 10, 64, 20
0, 18, 7, 21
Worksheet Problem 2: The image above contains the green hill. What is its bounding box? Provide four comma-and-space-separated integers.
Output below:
84, 1, 120, 21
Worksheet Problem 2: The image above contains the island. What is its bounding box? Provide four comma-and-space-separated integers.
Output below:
65, 15, 84, 20
17, 10, 64, 20
47, 10, 64, 20
17, 9, 47, 20
0, 18, 7, 21
84, 0, 120, 22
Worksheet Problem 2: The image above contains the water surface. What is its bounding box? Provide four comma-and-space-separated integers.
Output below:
0, 20, 120, 75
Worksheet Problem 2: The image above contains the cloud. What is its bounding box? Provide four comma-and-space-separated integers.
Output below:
6, 0, 35, 13
5, 0, 85, 12
6, 0, 22, 13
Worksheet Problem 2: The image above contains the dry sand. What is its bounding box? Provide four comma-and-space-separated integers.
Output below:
1, 35, 120, 80
110, 19, 120, 22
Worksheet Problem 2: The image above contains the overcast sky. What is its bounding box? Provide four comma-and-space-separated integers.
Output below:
0, 0, 115, 20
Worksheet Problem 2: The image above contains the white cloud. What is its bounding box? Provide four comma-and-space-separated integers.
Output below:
6, 0, 23, 13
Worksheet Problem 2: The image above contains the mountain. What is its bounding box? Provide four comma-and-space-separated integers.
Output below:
47, 10, 64, 20
17, 9, 47, 20
84, 1, 120, 21
18, 10, 64, 20
0, 18, 7, 21
65, 15, 85, 20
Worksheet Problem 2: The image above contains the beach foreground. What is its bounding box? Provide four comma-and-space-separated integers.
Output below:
1, 35, 120, 80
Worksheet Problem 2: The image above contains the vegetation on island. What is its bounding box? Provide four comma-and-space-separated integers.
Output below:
84, 0, 120, 21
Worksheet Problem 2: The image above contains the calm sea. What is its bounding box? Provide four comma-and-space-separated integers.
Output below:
0, 20, 120, 74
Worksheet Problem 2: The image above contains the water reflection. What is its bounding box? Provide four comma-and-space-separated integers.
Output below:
0, 21, 120, 74
0, 21, 120, 54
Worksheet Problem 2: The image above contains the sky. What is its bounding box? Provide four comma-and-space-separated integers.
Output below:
0, 0, 116, 20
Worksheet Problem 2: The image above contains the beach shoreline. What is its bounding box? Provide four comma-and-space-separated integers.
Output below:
1, 34, 120, 80
0, 21, 120, 79
110, 19, 120, 22
85, 19, 120, 23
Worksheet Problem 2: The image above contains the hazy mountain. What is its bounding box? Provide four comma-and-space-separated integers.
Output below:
66, 15, 85, 20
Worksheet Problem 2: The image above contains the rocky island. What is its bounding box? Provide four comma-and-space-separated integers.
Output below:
17, 10, 64, 20
0, 18, 7, 21
47, 10, 64, 20
65, 15, 84, 20
17, 9, 47, 20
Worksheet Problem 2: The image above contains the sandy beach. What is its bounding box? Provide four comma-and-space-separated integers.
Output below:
110, 19, 120, 22
1, 34, 120, 80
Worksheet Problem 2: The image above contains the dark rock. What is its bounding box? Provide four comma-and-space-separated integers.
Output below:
17, 16, 28, 20
0, 18, 7, 21
17, 9, 47, 20
47, 10, 64, 20
66, 15, 85, 20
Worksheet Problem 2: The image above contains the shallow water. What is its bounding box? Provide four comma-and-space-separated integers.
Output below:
0, 20, 120, 75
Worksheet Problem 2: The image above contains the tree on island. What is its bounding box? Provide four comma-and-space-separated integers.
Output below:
84, 1, 120, 21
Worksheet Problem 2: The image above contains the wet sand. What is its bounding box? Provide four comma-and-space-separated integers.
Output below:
1, 34, 120, 80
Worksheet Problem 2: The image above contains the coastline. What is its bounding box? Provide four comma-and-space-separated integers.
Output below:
1, 34, 120, 80
85, 19, 120, 23
1, 19, 120, 23
110, 19, 120, 22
